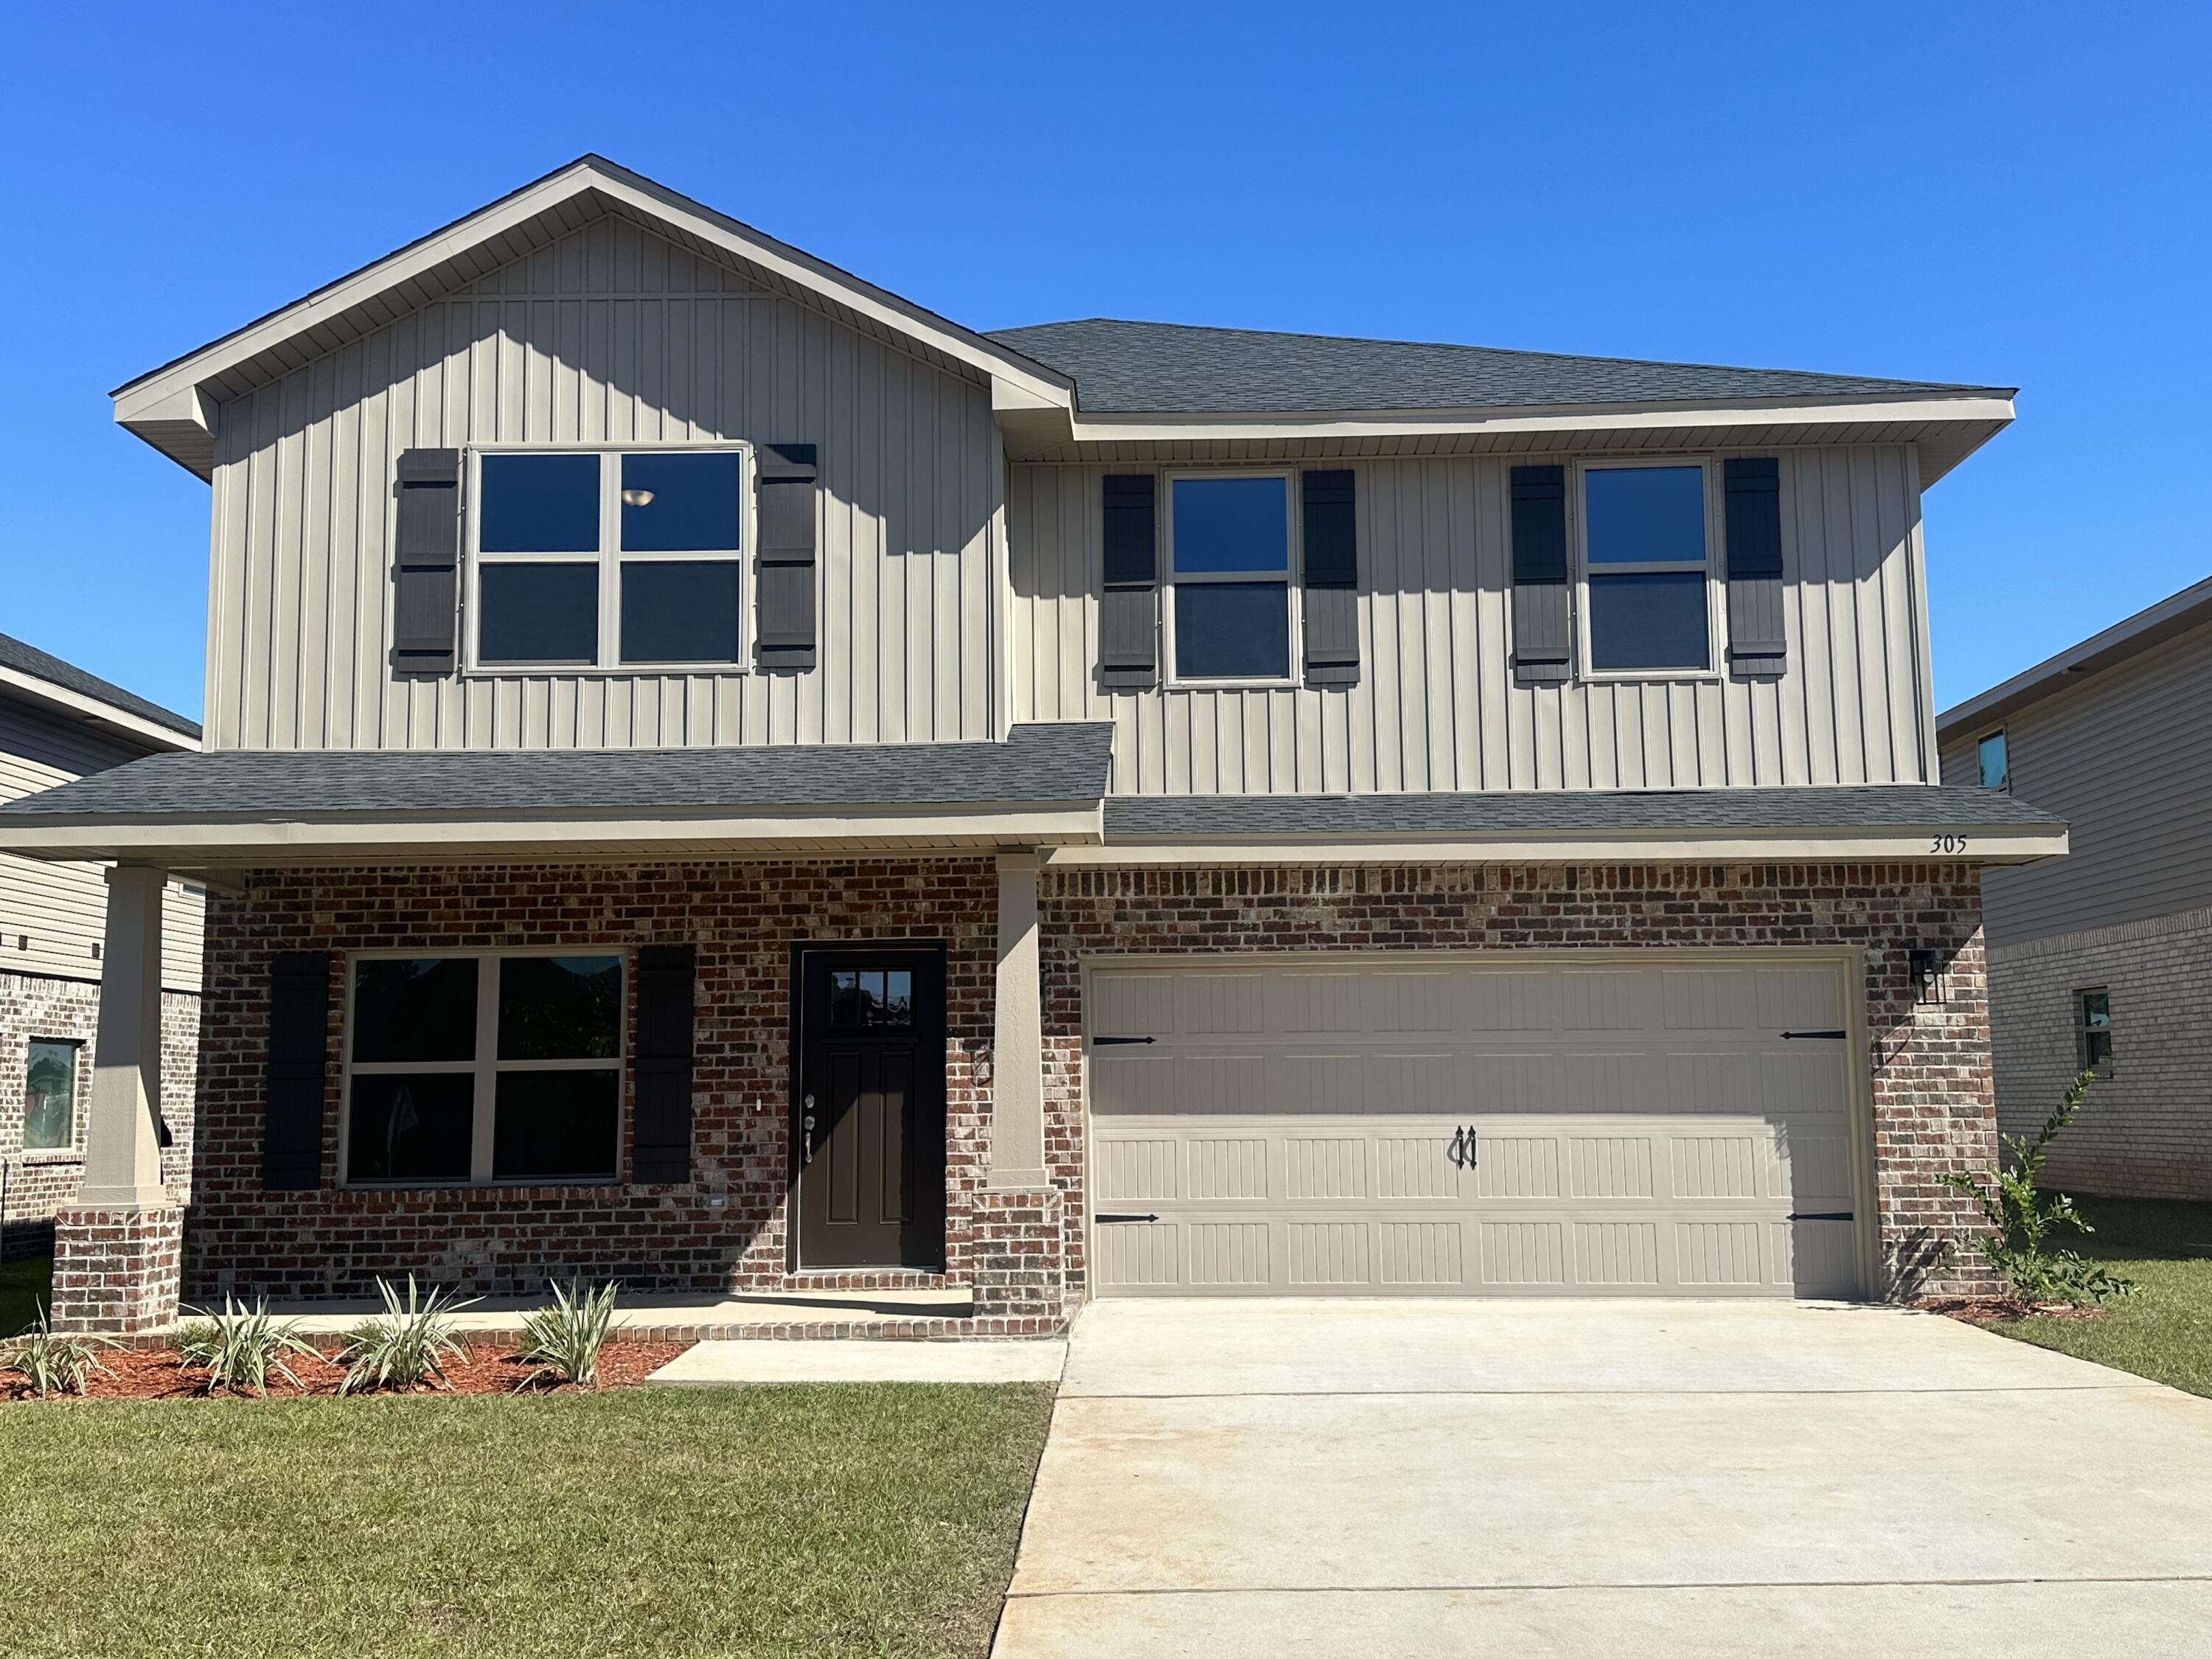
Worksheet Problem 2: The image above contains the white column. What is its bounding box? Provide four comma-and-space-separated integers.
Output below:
77, 864, 172, 1208
988, 850, 1048, 1189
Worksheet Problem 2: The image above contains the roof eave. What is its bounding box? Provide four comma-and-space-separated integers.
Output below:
1938, 575, 2212, 737
0, 664, 200, 752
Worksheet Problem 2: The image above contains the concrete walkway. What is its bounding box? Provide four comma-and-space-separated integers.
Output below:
994, 1300, 2212, 1658
650, 1339, 1064, 1385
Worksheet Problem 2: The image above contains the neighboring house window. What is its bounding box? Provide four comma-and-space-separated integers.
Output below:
1579, 462, 1714, 674
22, 1039, 80, 1152
344, 953, 625, 1186
1978, 729, 2009, 791
1167, 473, 1293, 681
471, 448, 747, 670
2077, 990, 2114, 1076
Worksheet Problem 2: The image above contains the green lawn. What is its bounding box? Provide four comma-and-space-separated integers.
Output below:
0, 1382, 1055, 1658
0, 1253, 52, 1334
1988, 1195, 2212, 1398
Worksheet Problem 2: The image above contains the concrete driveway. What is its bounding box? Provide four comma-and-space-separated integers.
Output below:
993, 1301, 2212, 1658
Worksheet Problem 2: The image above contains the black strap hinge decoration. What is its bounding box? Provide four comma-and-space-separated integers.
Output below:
1093, 1035, 1158, 1046
1095, 1212, 1160, 1224
1787, 1211, 1854, 1222
1781, 1029, 1848, 1040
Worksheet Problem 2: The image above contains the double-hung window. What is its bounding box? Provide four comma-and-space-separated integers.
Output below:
344, 953, 625, 1186
471, 447, 748, 670
1579, 462, 1715, 674
1167, 473, 1293, 682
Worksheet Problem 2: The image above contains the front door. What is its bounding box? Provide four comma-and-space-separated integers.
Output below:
795, 947, 946, 1269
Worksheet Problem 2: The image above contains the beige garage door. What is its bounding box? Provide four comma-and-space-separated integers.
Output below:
1087, 956, 1866, 1298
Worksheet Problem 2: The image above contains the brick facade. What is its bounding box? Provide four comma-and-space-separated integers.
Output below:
0, 970, 199, 1260
181, 856, 1998, 1321
1987, 904, 2212, 1200
50, 1203, 184, 1333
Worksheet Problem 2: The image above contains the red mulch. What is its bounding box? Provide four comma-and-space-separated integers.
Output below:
1, 1337, 692, 1403
1919, 1295, 2111, 1325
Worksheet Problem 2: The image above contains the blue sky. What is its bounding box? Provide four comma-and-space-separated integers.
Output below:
2, 2, 2205, 723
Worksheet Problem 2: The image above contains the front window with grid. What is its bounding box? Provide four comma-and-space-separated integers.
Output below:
2077, 989, 2114, 1076
1580, 462, 1714, 673
344, 954, 624, 1186
470, 448, 747, 669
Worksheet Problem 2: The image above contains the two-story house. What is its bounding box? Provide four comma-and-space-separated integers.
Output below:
1940, 576, 2212, 1201
1, 633, 202, 1259
0, 157, 2064, 1334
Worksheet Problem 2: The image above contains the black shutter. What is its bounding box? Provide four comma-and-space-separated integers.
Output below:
754, 444, 818, 672
631, 945, 696, 1184
1510, 464, 1571, 685
1301, 469, 1360, 686
1724, 457, 1787, 678
391, 448, 461, 675
1099, 473, 1158, 689
263, 951, 331, 1190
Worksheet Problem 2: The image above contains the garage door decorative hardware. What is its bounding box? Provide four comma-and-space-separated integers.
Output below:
1092, 1035, 1158, 1046
1787, 1211, 1854, 1222
1448, 1126, 1480, 1167
1095, 1212, 1160, 1224
1781, 1029, 1848, 1040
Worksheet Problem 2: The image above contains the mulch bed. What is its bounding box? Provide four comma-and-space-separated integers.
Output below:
2, 1337, 692, 1402
1919, 1295, 2110, 1325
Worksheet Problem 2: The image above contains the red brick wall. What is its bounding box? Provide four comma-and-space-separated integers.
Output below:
188, 860, 1001, 1301
1038, 862, 1998, 1299
1, 971, 199, 1257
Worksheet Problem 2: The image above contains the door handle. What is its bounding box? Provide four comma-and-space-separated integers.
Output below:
1464, 1124, 1478, 1166
802, 1094, 816, 1166
1449, 1126, 1466, 1166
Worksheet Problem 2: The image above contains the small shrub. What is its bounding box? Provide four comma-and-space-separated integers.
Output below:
1941, 1070, 2134, 1305
1, 1307, 115, 1397
335, 1276, 477, 1394
517, 1280, 620, 1388
176, 1298, 322, 1396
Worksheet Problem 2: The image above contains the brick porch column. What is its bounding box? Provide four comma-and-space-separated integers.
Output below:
52, 865, 182, 1332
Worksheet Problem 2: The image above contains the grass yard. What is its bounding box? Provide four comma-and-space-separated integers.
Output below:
0, 1381, 1055, 1659
0, 1253, 52, 1334
1989, 1195, 2212, 1398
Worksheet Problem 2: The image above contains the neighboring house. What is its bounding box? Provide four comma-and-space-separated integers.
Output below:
0, 156, 2064, 1334
0, 633, 202, 1259
1938, 577, 2212, 1200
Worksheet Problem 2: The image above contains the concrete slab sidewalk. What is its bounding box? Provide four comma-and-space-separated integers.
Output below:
650, 1339, 1065, 1385
995, 1300, 2212, 1658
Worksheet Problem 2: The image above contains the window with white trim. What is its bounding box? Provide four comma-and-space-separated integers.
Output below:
1579, 462, 1714, 674
470, 447, 748, 670
23, 1038, 80, 1152
1167, 473, 1294, 681
344, 953, 625, 1186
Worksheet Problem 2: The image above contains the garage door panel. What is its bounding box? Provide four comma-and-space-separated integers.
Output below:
1088, 958, 1865, 1300
1091, 972, 1179, 1040
1757, 967, 1845, 1031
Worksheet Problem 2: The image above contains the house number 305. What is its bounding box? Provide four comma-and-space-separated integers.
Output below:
1930, 834, 1969, 854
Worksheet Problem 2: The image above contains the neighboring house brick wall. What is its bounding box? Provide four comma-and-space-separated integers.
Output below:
1986, 905, 2212, 1201
0, 970, 198, 1259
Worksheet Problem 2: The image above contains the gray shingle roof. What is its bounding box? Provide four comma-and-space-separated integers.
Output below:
1105, 786, 2062, 841
986, 319, 2011, 417
0, 632, 201, 740
0, 722, 1113, 820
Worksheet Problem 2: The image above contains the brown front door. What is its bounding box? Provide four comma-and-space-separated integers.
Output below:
794, 947, 946, 1269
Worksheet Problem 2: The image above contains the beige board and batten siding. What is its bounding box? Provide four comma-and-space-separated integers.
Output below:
205, 215, 1005, 754
1013, 448, 1935, 793
1939, 619, 2212, 946
0, 703, 202, 990
1086, 955, 1868, 1298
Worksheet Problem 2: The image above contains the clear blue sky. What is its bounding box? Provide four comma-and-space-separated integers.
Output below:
3, 2, 2205, 723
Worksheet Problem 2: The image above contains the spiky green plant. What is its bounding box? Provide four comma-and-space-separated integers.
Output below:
1, 1307, 115, 1397
517, 1279, 620, 1388
175, 1298, 323, 1396
334, 1276, 477, 1394
1940, 1070, 2134, 1304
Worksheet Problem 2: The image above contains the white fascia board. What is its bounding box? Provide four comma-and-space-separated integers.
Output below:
0, 667, 200, 753
0, 803, 1101, 864
1048, 826, 2067, 868
1061, 395, 2017, 446
114, 159, 1074, 434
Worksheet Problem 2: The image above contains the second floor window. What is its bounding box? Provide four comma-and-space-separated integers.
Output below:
1168, 474, 1293, 682
1978, 729, 2009, 791
472, 448, 746, 670
1581, 462, 1713, 674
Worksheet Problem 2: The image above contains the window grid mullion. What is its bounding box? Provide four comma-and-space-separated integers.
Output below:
471, 956, 501, 1182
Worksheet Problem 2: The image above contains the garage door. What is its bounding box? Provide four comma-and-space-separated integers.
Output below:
1087, 956, 1865, 1298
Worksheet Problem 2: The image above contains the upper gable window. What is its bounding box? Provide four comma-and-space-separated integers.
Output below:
1978, 730, 2009, 791
1579, 463, 1714, 675
1167, 474, 1293, 682
470, 448, 747, 671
